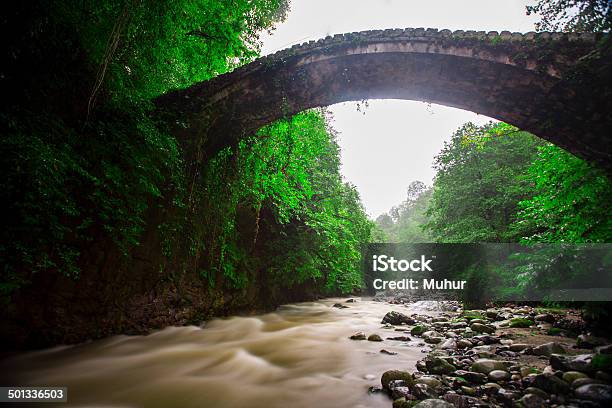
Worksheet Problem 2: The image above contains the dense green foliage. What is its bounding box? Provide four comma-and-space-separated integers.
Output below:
526, 0, 611, 32
175, 109, 371, 292
1, 0, 371, 302
375, 181, 432, 243
513, 145, 612, 243
424, 122, 545, 243
376, 121, 610, 245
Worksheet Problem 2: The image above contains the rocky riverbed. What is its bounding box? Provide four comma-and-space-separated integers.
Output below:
348, 300, 612, 407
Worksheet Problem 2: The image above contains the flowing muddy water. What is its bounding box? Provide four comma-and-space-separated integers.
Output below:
2, 298, 448, 408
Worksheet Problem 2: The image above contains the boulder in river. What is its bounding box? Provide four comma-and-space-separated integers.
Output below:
381, 370, 414, 390
425, 356, 456, 375
368, 334, 383, 342
382, 311, 415, 325
411, 325, 427, 336
388, 336, 411, 341
349, 331, 366, 340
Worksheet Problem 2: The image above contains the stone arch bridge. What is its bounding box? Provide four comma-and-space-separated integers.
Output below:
156, 28, 611, 171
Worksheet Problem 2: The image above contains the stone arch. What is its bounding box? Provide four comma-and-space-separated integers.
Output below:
156, 28, 611, 170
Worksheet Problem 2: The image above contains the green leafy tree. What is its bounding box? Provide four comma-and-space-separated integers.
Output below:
526, 0, 611, 32
424, 122, 545, 242
512, 144, 612, 243
376, 181, 433, 243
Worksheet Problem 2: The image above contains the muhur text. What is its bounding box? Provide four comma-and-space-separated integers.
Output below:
371, 254, 466, 291
372, 255, 433, 272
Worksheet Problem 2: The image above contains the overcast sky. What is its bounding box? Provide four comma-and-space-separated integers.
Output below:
260, 0, 539, 218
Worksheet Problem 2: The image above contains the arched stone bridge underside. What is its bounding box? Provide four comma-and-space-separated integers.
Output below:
156, 28, 611, 171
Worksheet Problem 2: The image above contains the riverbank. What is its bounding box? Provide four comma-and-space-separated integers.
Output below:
364, 300, 612, 407
2, 298, 610, 407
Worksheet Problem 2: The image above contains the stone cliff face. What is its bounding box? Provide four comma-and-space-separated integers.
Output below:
1, 205, 323, 350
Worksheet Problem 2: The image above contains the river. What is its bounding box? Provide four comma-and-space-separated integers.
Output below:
1, 298, 448, 408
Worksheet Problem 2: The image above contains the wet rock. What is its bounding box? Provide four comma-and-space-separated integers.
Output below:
382, 370, 414, 390
577, 334, 609, 349
550, 353, 594, 373
391, 386, 415, 400
332, 303, 349, 308
368, 334, 383, 342
456, 339, 472, 349
413, 399, 454, 408
381, 349, 398, 355
392, 397, 413, 408
535, 313, 555, 323
470, 323, 495, 334
368, 385, 384, 394
532, 342, 565, 356
416, 376, 443, 390
472, 335, 500, 345
488, 370, 511, 382
518, 393, 546, 408
388, 336, 411, 341
382, 311, 415, 325
411, 325, 427, 336
442, 393, 469, 408
439, 339, 456, 350
532, 373, 570, 394
451, 322, 468, 329
486, 310, 499, 320
470, 359, 511, 374
574, 383, 612, 403
509, 343, 530, 352
572, 378, 604, 389
345, 298, 356, 303
460, 386, 476, 396
482, 382, 501, 394
457, 370, 487, 384
562, 371, 588, 384
426, 356, 456, 375
470, 318, 486, 325
524, 387, 548, 399
349, 331, 366, 340
423, 331, 443, 341
413, 383, 439, 399
497, 388, 521, 402
521, 366, 538, 377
